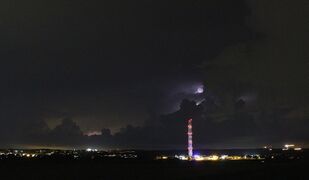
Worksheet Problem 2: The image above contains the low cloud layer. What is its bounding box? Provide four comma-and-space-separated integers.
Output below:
3, 97, 308, 149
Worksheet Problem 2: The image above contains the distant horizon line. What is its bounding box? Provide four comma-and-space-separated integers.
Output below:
0, 147, 307, 151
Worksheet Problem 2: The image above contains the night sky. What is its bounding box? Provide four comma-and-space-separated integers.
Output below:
0, 0, 308, 149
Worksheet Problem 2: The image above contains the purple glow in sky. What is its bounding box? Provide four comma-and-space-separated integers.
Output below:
196, 87, 204, 94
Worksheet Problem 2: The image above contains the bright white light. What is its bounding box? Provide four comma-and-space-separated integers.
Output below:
220, 155, 228, 160
195, 157, 204, 161
207, 155, 219, 161
86, 148, 98, 152
178, 155, 188, 160
193, 155, 205, 161
162, 156, 168, 159
196, 87, 204, 94
284, 144, 295, 148
196, 99, 205, 105
194, 154, 200, 158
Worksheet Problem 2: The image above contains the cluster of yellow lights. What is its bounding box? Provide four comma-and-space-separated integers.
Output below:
21, 153, 36, 158
204, 155, 219, 161
194, 155, 248, 161
282, 144, 302, 151
156, 156, 169, 160
172, 154, 254, 161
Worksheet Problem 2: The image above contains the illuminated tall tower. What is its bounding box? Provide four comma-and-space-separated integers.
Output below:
187, 118, 193, 160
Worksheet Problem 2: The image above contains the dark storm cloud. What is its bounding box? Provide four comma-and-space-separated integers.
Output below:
1, 0, 308, 148
198, 0, 309, 146
97, 0, 309, 148
0, 0, 252, 148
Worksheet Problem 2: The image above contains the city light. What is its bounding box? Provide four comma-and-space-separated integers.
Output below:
282, 144, 301, 151
177, 155, 188, 161
194, 155, 204, 161
86, 148, 98, 152
285, 144, 295, 148
172, 154, 263, 161
220, 155, 228, 160
206, 155, 219, 161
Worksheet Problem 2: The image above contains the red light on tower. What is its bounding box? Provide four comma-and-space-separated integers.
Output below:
187, 118, 193, 160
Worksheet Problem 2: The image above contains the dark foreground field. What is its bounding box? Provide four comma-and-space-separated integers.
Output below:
0, 159, 308, 180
